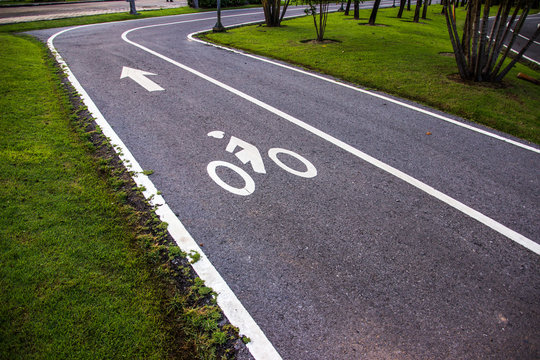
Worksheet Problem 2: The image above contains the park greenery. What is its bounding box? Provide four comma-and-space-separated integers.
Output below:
303, 0, 332, 41
445, 0, 540, 82
0, 9, 245, 360
203, 5, 540, 144
261, 0, 291, 25
0, 1, 539, 359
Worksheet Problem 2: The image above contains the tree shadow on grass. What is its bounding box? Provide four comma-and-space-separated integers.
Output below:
300, 38, 342, 44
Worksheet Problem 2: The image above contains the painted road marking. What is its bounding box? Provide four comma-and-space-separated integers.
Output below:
486, 14, 540, 66
207, 132, 318, 195
121, 66, 164, 91
47, 8, 539, 360
207, 160, 256, 196
225, 135, 267, 174
187, 25, 540, 154
122, 18, 540, 256
268, 148, 317, 178
48, 11, 285, 360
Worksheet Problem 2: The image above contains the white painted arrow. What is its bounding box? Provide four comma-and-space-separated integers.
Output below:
120, 66, 164, 92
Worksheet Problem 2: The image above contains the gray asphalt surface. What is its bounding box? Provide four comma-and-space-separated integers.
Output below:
486, 11, 540, 65
30, 5, 539, 360
0, 0, 187, 23
509, 12, 540, 64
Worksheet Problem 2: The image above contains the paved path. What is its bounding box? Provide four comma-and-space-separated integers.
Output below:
0, 0, 187, 24
29, 5, 539, 359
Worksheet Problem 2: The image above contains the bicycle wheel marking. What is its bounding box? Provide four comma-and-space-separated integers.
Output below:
207, 131, 318, 196
268, 148, 317, 178
207, 160, 256, 196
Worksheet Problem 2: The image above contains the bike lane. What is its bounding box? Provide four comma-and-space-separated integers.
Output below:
31, 8, 540, 359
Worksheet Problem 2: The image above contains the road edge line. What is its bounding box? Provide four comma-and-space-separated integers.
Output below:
122, 22, 540, 256
48, 24, 283, 360
186, 23, 540, 154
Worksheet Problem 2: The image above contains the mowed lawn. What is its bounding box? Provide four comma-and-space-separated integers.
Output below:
203, 5, 540, 144
0, 33, 183, 359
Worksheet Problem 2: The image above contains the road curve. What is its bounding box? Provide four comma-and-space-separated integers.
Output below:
30, 6, 539, 360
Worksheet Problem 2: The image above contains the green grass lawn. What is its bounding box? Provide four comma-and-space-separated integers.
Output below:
203, 5, 540, 144
0, 3, 261, 34
0, 6, 206, 33
0, 32, 177, 359
1, 4, 537, 358
0, 13, 240, 360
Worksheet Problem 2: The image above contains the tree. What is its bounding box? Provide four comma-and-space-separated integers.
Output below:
354, 0, 360, 19
397, 0, 407, 17
369, 0, 383, 24
421, 0, 429, 19
304, 0, 332, 41
413, 0, 422, 22
128, 0, 139, 15
344, 0, 352, 15
262, 0, 292, 27
445, 0, 540, 82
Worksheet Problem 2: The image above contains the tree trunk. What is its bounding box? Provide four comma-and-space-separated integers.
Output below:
354, 0, 360, 19
397, 0, 407, 17
279, 0, 291, 23
128, 0, 138, 15
345, 0, 351, 15
318, 2, 324, 41
413, 0, 422, 22
495, 24, 540, 81
445, 0, 536, 82
492, 4, 530, 77
407, 0, 411, 11
445, 0, 469, 78
485, 0, 514, 75
421, 0, 428, 19
369, 0, 382, 25
262, 0, 282, 27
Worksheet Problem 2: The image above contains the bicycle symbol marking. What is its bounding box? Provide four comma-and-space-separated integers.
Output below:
206, 131, 318, 196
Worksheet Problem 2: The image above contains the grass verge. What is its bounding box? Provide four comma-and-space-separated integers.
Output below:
0, 24, 243, 360
202, 5, 540, 144
0, 4, 261, 33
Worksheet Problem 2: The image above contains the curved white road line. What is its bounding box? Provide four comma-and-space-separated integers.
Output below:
47, 9, 540, 360
188, 27, 540, 153
48, 11, 284, 360
121, 16, 540, 256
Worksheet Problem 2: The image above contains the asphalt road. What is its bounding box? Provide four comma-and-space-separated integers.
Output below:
488, 11, 540, 65
30, 5, 539, 360
509, 12, 540, 64
0, 0, 186, 24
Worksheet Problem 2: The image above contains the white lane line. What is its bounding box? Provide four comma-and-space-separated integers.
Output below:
503, 44, 540, 66
49, 11, 283, 360
509, 27, 540, 46
187, 30, 540, 154
122, 19, 540, 256
485, 15, 540, 64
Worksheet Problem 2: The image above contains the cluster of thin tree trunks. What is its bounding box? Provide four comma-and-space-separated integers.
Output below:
445, 0, 540, 82
259, 0, 539, 82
